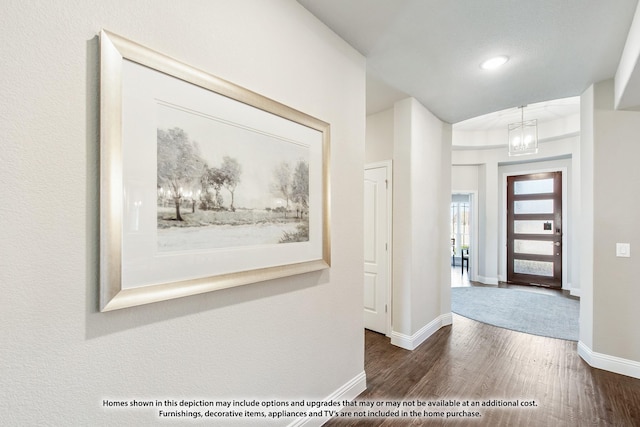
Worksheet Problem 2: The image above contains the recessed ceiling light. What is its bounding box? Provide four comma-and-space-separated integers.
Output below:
480, 56, 509, 70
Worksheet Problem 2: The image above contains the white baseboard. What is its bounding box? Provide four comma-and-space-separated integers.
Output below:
569, 287, 581, 297
578, 341, 640, 380
478, 275, 499, 285
441, 312, 453, 326
390, 313, 451, 351
288, 371, 367, 427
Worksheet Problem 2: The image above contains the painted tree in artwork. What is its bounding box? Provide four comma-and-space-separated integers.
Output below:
220, 156, 242, 211
200, 165, 226, 210
271, 161, 292, 217
291, 160, 309, 217
157, 127, 204, 221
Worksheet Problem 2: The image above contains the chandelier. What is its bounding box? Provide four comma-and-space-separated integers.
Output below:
508, 106, 538, 156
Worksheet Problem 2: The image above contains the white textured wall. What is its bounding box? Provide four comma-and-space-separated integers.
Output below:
591, 80, 640, 363
451, 165, 479, 192
391, 99, 414, 335
615, 1, 640, 109
392, 98, 451, 338
579, 85, 595, 349
0, 1, 366, 425
365, 108, 394, 164
409, 99, 451, 332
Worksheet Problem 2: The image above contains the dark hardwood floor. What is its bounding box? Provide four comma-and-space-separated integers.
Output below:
325, 315, 640, 426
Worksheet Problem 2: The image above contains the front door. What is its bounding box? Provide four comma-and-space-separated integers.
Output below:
364, 164, 390, 334
507, 172, 562, 288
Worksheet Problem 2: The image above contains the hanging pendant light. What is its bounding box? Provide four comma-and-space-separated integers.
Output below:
508, 106, 538, 156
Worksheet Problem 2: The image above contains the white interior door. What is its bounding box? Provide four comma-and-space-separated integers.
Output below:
364, 163, 390, 334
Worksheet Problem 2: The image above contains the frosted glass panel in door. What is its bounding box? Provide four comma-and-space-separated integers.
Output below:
514, 239, 554, 255
514, 220, 554, 235
514, 259, 554, 277
514, 199, 554, 214
514, 178, 554, 195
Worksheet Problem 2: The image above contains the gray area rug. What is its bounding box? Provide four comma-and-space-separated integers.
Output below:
451, 287, 579, 341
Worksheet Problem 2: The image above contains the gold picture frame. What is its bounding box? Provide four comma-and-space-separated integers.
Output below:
100, 30, 330, 311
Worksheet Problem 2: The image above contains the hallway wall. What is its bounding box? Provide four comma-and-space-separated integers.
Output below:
580, 79, 640, 371
0, 1, 366, 424
365, 108, 394, 164
366, 98, 452, 350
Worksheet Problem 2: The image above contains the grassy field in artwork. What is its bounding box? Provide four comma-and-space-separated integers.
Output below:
157, 207, 304, 228
157, 207, 309, 251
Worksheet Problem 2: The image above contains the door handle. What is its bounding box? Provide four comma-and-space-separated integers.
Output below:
554, 242, 561, 246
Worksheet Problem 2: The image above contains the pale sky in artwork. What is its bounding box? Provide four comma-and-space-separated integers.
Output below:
157, 103, 309, 209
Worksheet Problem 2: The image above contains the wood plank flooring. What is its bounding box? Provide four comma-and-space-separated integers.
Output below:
325, 315, 640, 426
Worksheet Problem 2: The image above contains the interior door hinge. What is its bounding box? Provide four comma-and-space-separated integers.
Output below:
385, 179, 388, 189
385, 243, 388, 251
385, 304, 388, 313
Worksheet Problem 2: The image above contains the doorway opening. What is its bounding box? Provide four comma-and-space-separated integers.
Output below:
451, 192, 476, 286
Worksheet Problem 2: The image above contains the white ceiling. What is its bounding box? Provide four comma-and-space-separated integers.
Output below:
298, 0, 639, 126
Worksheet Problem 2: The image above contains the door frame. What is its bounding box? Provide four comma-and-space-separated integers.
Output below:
500, 167, 568, 289
451, 191, 478, 282
364, 160, 393, 336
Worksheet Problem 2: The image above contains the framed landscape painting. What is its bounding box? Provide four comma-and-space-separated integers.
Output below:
99, 30, 330, 311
